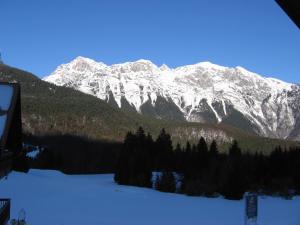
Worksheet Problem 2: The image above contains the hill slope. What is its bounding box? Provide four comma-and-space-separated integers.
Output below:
0, 64, 299, 153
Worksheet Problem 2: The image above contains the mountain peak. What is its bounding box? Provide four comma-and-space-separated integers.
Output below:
196, 61, 227, 70
110, 59, 158, 73
159, 64, 171, 71
135, 59, 155, 64
43, 57, 299, 140
72, 56, 94, 63
71, 56, 107, 67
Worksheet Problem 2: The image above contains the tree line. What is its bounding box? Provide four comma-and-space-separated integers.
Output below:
114, 127, 300, 200
25, 134, 120, 174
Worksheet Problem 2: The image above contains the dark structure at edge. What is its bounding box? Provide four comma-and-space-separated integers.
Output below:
0, 82, 22, 225
276, 0, 300, 29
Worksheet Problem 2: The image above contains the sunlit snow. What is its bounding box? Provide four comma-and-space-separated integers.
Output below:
1, 170, 300, 225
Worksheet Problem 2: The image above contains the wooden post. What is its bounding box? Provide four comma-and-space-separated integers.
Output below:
245, 193, 258, 225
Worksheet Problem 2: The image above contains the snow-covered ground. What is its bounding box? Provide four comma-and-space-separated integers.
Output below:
1, 170, 300, 225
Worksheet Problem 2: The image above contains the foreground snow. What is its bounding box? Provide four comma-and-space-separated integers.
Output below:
1, 170, 300, 225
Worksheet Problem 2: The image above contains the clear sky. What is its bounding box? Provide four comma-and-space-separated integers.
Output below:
0, 0, 299, 83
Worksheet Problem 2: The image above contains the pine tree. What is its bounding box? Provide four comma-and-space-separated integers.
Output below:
221, 140, 245, 200
183, 141, 192, 176
209, 140, 218, 158
156, 171, 176, 193
114, 128, 152, 188
197, 137, 208, 153
229, 140, 241, 157
174, 143, 183, 172
114, 132, 134, 185
185, 141, 191, 153
155, 174, 161, 190
155, 128, 173, 171
175, 143, 182, 153
197, 137, 209, 168
146, 132, 155, 169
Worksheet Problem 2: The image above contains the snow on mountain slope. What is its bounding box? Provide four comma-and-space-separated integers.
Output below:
44, 57, 300, 140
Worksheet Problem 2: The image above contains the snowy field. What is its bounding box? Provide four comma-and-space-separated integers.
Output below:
1, 170, 300, 225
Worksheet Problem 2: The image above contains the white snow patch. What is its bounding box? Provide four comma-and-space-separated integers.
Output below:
26, 150, 40, 159
222, 100, 227, 115
208, 100, 221, 122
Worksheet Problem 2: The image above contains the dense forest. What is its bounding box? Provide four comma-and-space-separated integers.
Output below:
23, 127, 300, 200
1, 64, 299, 154
25, 134, 120, 174
114, 127, 300, 200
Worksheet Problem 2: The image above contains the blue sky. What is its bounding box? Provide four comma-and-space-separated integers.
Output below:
0, 0, 299, 83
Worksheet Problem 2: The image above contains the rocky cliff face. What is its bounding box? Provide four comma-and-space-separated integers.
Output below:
44, 56, 300, 140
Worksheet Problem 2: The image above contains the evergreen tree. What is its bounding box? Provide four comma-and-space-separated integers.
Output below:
114, 128, 152, 188
293, 150, 300, 194
221, 140, 245, 200
209, 140, 218, 158
155, 171, 176, 193
155, 174, 161, 190
183, 141, 192, 175
175, 143, 181, 153
174, 143, 184, 172
145, 132, 155, 169
196, 137, 209, 170
155, 128, 173, 171
197, 137, 208, 153
185, 141, 191, 153
115, 128, 300, 200
229, 140, 241, 157
114, 132, 134, 184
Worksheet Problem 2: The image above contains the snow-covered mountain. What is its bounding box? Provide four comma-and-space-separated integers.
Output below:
44, 56, 300, 140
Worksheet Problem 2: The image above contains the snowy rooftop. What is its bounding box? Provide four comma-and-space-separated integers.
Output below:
0, 84, 13, 140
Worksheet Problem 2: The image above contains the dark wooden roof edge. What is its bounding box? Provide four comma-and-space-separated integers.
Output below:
0, 81, 20, 85
0, 82, 21, 149
276, 0, 300, 29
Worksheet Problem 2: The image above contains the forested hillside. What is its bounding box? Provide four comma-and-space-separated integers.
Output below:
0, 64, 299, 153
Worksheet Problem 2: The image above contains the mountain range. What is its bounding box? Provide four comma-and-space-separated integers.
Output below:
44, 57, 300, 141
1, 63, 298, 153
